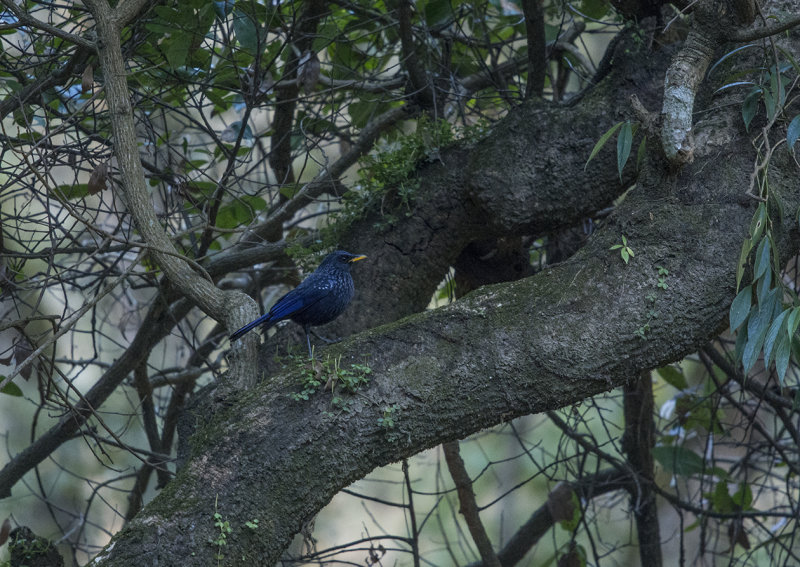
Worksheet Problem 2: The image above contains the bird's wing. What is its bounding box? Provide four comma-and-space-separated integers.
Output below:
267, 280, 334, 322
229, 278, 335, 341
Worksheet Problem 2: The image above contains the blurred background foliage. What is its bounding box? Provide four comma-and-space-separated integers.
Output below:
0, 0, 798, 565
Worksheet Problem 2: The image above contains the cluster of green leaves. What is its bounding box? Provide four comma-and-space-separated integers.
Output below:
3, 0, 610, 262
287, 353, 372, 402
351, 116, 456, 219
730, 202, 800, 384
585, 120, 646, 180
741, 62, 797, 132
609, 234, 634, 264
705, 481, 753, 515
714, 45, 800, 148
377, 404, 399, 429
716, 47, 800, 384
288, 119, 484, 260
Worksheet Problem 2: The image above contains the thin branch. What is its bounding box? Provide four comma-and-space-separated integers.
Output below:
729, 14, 800, 42
246, 105, 411, 244
442, 441, 501, 567
0, 297, 192, 499
83, 0, 260, 390
0, 0, 96, 50
401, 459, 421, 567
465, 468, 630, 567
0, 250, 144, 392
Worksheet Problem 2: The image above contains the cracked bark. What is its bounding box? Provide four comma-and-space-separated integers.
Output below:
93, 122, 798, 564
14, 2, 799, 564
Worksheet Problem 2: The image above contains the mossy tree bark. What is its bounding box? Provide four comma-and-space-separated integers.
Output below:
85, 4, 800, 566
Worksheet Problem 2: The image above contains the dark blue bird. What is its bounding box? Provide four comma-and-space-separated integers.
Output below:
230, 251, 366, 357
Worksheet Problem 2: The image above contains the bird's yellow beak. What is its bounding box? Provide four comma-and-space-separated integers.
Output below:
349, 255, 367, 263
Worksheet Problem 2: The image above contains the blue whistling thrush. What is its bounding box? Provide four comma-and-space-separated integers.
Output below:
230, 251, 367, 357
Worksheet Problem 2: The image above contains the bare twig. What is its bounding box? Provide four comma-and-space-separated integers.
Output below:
442, 441, 501, 567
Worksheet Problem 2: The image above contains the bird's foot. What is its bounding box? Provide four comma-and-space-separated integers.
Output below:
310, 330, 341, 344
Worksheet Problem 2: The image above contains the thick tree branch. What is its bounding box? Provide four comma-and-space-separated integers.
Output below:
92, 110, 800, 562
521, 0, 546, 98
622, 374, 662, 567
336, 38, 669, 334
661, 27, 718, 165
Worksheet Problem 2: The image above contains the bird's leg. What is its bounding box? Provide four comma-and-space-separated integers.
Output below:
309, 329, 341, 345
304, 326, 314, 359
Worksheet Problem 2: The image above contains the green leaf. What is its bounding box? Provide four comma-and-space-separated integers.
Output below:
349, 99, 378, 129
0, 379, 22, 397
233, 9, 259, 54
54, 183, 90, 200
729, 285, 752, 331
742, 303, 768, 374
764, 88, 776, 121
585, 121, 624, 170
787, 306, 800, 338
770, 68, 786, 113
753, 237, 770, 280
616, 121, 633, 180
735, 312, 749, 360
653, 445, 723, 478
240, 195, 266, 211
636, 136, 647, 171
787, 115, 800, 150
165, 33, 191, 69
736, 238, 752, 291
742, 88, 760, 131
769, 234, 782, 276
424, 0, 454, 27
710, 481, 734, 513
732, 483, 753, 511
775, 330, 791, 385
756, 267, 771, 307
657, 366, 688, 390
216, 200, 253, 229
749, 203, 766, 244
763, 308, 789, 366
579, 0, 611, 19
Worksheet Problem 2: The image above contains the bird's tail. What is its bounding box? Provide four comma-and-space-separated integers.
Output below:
229, 314, 274, 341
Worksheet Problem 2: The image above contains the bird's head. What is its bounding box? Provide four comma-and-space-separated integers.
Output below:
322, 250, 367, 270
